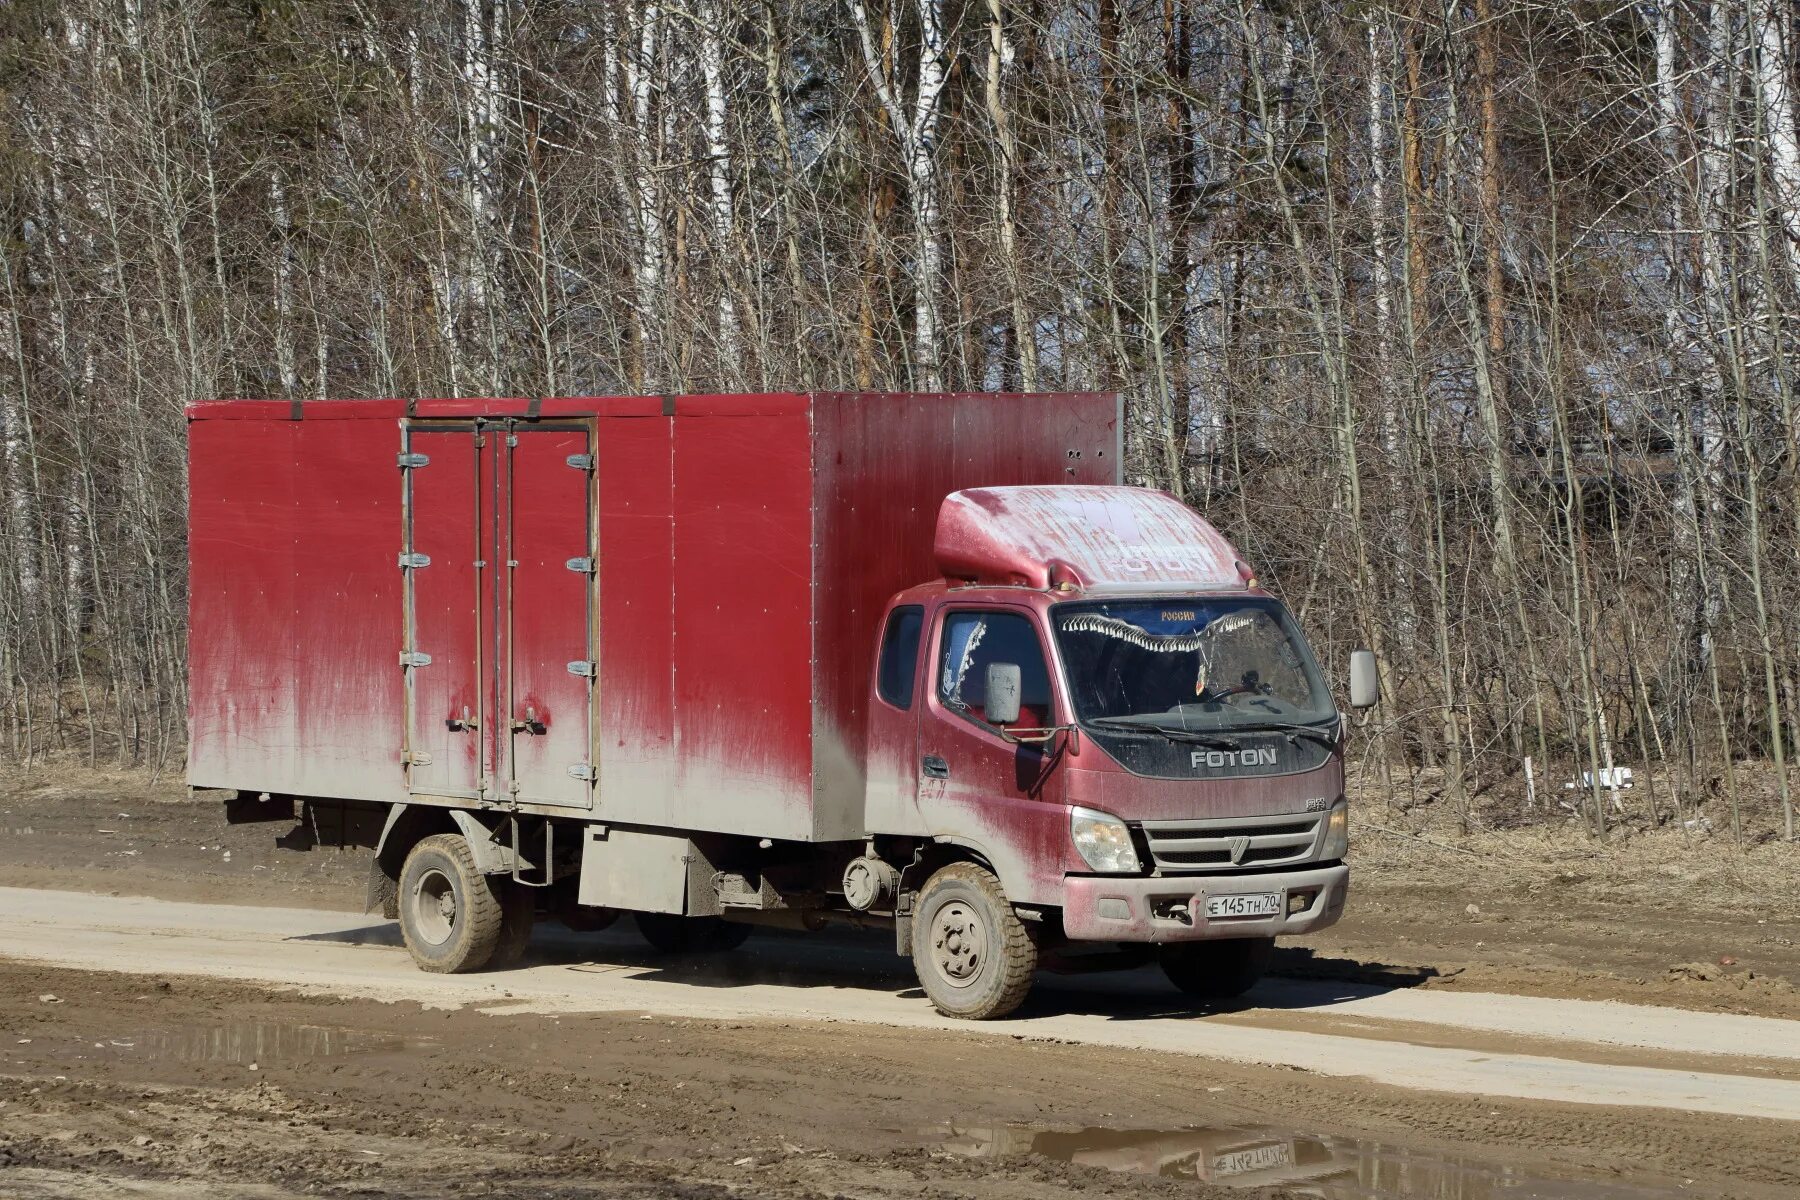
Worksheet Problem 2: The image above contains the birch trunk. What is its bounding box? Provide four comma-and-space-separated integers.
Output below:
985, 0, 1037, 391
630, 2, 666, 390
1751, 0, 1800, 283
271, 172, 300, 397
1473, 0, 1508, 416
462, 0, 506, 393
850, 0, 949, 390
0, 250, 39, 614
698, 0, 742, 376
1367, 22, 1401, 457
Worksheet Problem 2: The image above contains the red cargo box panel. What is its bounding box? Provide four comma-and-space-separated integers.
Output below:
188, 393, 1119, 843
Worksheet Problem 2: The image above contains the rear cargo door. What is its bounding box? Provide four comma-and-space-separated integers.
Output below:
500, 423, 596, 808
401, 425, 497, 800
402, 418, 596, 809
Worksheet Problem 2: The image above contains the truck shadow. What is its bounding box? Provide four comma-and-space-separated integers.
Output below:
290, 922, 1435, 1021
288, 923, 406, 948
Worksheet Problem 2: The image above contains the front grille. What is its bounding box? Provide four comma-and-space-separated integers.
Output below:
1138, 814, 1322, 872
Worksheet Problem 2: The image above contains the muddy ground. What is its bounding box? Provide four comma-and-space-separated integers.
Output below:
2, 766, 1798, 1198
4, 959, 1796, 1200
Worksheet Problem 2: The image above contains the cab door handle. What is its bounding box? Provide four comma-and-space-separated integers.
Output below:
922, 754, 949, 779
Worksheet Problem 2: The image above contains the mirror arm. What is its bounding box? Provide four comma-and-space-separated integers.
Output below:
999, 723, 1080, 749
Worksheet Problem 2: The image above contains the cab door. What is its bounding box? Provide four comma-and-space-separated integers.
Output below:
864, 603, 927, 833
915, 606, 1066, 850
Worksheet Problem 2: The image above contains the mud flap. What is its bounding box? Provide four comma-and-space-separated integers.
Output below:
894, 893, 915, 957
366, 856, 399, 919
367, 802, 411, 917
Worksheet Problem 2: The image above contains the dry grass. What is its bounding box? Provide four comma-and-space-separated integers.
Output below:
1349, 761, 1800, 917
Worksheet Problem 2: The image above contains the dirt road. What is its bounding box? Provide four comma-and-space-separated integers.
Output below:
4, 887, 1800, 1199
5, 886, 1800, 1119
4, 773, 1799, 1198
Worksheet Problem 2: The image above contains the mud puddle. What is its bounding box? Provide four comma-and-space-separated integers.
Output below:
935, 1122, 1686, 1197
86, 1020, 432, 1066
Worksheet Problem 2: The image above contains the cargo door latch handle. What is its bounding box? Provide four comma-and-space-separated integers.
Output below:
922, 755, 949, 779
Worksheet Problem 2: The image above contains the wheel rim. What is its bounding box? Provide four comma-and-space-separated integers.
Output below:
410, 867, 457, 946
930, 899, 987, 989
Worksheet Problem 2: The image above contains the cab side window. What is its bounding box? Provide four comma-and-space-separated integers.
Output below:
937, 611, 1052, 729
877, 605, 925, 709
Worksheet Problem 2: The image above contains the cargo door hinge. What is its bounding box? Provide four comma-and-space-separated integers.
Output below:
566, 660, 597, 678
400, 650, 432, 668
402, 750, 434, 766
565, 556, 595, 574
397, 452, 430, 469
567, 763, 596, 782
398, 552, 431, 569
565, 453, 595, 471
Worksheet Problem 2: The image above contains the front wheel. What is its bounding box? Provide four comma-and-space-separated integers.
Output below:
911, 862, 1038, 1020
1158, 937, 1275, 1000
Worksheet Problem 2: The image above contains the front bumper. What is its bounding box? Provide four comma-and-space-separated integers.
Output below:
1059, 863, 1348, 943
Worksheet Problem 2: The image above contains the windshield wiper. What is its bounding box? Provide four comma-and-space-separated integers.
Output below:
1223, 719, 1341, 748
1085, 717, 1242, 748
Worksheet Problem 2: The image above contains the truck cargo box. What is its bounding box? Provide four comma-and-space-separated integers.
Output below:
188, 393, 1119, 843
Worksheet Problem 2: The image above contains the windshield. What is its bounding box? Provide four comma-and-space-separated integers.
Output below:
1052, 598, 1334, 731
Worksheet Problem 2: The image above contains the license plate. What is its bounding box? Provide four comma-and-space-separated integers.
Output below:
1206, 891, 1281, 919
1208, 1141, 1293, 1178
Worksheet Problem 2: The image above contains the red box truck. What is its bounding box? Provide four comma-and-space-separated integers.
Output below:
188, 393, 1362, 1019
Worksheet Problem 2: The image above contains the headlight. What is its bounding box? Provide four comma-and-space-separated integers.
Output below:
1322, 803, 1349, 859
1071, 807, 1141, 874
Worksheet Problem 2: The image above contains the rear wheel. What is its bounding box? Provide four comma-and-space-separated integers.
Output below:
557, 901, 620, 933
398, 834, 509, 973
634, 911, 755, 954
911, 862, 1038, 1020
549, 877, 619, 932
1158, 937, 1275, 1000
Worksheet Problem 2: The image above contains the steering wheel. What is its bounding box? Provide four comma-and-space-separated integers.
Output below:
1199, 670, 1266, 705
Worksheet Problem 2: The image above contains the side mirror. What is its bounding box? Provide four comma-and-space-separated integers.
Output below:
985, 662, 1023, 726
1348, 648, 1379, 710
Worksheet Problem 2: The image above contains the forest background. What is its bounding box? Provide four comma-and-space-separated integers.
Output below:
2, 0, 1798, 842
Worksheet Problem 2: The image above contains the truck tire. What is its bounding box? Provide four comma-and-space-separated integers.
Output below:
398, 833, 508, 973
557, 901, 619, 933
1158, 936, 1275, 1000
911, 862, 1038, 1020
634, 912, 754, 954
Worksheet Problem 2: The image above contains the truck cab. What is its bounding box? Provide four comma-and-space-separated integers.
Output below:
862, 486, 1359, 1018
